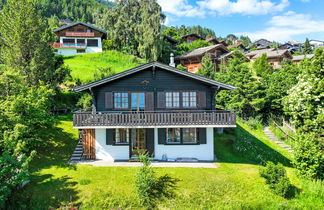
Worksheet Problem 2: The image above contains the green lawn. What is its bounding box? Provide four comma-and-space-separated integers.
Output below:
10, 115, 323, 209
63, 50, 146, 83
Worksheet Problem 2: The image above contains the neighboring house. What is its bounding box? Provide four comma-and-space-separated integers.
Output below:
163, 35, 179, 49
52, 21, 107, 56
279, 42, 302, 53
176, 44, 229, 73
292, 54, 314, 64
309, 40, 324, 48
228, 43, 247, 51
247, 48, 292, 68
73, 62, 236, 161
205, 37, 220, 45
254, 39, 272, 49
181, 33, 204, 44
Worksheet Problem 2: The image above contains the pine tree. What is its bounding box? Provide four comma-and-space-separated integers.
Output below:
303, 38, 312, 54
197, 54, 215, 79
0, 0, 69, 87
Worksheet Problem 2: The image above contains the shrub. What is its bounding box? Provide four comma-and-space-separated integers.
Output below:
260, 162, 293, 198
76, 93, 92, 111
293, 134, 324, 180
135, 154, 179, 208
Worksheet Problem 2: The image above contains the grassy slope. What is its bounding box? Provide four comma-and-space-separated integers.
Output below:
63, 50, 146, 83
11, 116, 323, 209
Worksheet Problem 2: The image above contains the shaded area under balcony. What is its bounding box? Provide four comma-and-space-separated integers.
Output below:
73, 110, 236, 128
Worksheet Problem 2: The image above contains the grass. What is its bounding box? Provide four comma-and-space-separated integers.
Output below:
270, 124, 297, 147
9, 115, 323, 209
63, 50, 146, 83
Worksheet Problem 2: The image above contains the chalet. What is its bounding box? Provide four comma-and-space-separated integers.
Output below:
254, 39, 272, 49
163, 35, 179, 49
292, 54, 314, 64
205, 38, 220, 45
176, 44, 229, 73
309, 40, 324, 48
72, 62, 236, 162
228, 43, 247, 51
181, 33, 204, 44
52, 22, 107, 56
247, 49, 293, 68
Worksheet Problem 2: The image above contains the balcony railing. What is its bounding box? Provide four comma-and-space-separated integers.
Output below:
73, 110, 236, 128
52, 43, 87, 49
65, 32, 95, 37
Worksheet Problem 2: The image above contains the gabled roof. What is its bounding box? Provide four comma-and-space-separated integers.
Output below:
181, 33, 204, 40
73, 61, 236, 92
292, 54, 314, 61
53, 21, 107, 34
246, 48, 274, 57
252, 49, 292, 59
163, 35, 179, 44
176, 44, 229, 60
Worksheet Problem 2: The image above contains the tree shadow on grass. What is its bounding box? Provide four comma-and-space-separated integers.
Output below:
215, 124, 292, 167
9, 174, 79, 209
30, 114, 79, 172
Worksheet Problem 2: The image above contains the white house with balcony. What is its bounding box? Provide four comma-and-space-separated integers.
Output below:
53, 22, 107, 56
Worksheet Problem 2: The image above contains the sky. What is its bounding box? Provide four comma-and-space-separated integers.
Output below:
155, 0, 324, 42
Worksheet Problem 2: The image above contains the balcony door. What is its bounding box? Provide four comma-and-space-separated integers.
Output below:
131, 92, 145, 112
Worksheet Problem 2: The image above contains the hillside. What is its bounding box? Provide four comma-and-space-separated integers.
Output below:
63, 50, 146, 83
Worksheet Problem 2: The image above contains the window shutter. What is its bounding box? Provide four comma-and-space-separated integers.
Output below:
106, 129, 114, 145
105, 92, 113, 109
197, 91, 206, 109
157, 92, 165, 108
145, 92, 154, 111
158, 128, 166, 144
198, 128, 206, 144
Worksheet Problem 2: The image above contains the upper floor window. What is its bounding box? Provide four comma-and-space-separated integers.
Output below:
115, 128, 129, 144
166, 92, 180, 108
77, 28, 85, 32
87, 39, 98, 47
182, 92, 197, 108
114, 92, 128, 109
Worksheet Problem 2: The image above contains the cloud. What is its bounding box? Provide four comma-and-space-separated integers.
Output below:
157, 0, 205, 18
158, 0, 289, 17
238, 11, 324, 42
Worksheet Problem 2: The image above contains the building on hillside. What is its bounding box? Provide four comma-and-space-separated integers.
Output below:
279, 42, 302, 53
181, 33, 204, 44
292, 54, 314, 64
205, 37, 220, 45
247, 49, 293, 68
228, 43, 247, 51
254, 39, 272, 49
309, 40, 324, 48
163, 35, 179, 49
175, 44, 229, 73
52, 21, 107, 56
72, 62, 236, 162
216, 50, 249, 67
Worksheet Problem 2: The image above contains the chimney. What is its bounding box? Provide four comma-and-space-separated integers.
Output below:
169, 53, 175, 67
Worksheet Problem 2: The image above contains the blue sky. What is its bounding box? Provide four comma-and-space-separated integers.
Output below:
156, 0, 324, 42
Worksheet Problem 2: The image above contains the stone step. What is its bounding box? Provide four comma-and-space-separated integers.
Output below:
74, 150, 83, 154
70, 157, 81, 161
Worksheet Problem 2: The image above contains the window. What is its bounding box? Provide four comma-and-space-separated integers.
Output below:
63, 39, 75, 44
166, 128, 181, 144
182, 92, 197, 108
115, 128, 129, 144
77, 28, 84, 32
87, 39, 98, 47
77, 49, 86, 53
77, 39, 85, 44
114, 92, 129, 109
166, 92, 180, 108
182, 128, 197, 143
86, 29, 93, 33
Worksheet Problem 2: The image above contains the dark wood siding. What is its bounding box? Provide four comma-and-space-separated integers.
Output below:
146, 128, 154, 156
93, 67, 213, 112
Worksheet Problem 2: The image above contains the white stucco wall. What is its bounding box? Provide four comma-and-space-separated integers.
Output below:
154, 128, 214, 161
55, 37, 103, 56
95, 129, 129, 161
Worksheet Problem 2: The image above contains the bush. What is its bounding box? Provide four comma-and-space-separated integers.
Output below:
135, 154, 179, 208
293, 134, 324, 180
76, 93, 92, 111
260, 162, 293, 198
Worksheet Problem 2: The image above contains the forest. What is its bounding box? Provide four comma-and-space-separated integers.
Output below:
0, 0, 323, 209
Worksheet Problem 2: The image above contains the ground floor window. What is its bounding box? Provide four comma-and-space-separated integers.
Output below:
115, 128, 129, 144
166, 128, 198, 144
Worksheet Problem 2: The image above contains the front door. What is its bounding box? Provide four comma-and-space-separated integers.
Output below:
131, 128, 146, 157
131, 93, 145, 112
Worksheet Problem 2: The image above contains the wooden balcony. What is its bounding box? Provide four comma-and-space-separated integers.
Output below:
73, 110, 236, 128
65, 32, 95, 37
52, 43, 86, 49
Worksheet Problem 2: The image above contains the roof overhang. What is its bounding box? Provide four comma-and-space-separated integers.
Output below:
73, 62, 237, 92
53, 21, 107, 36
